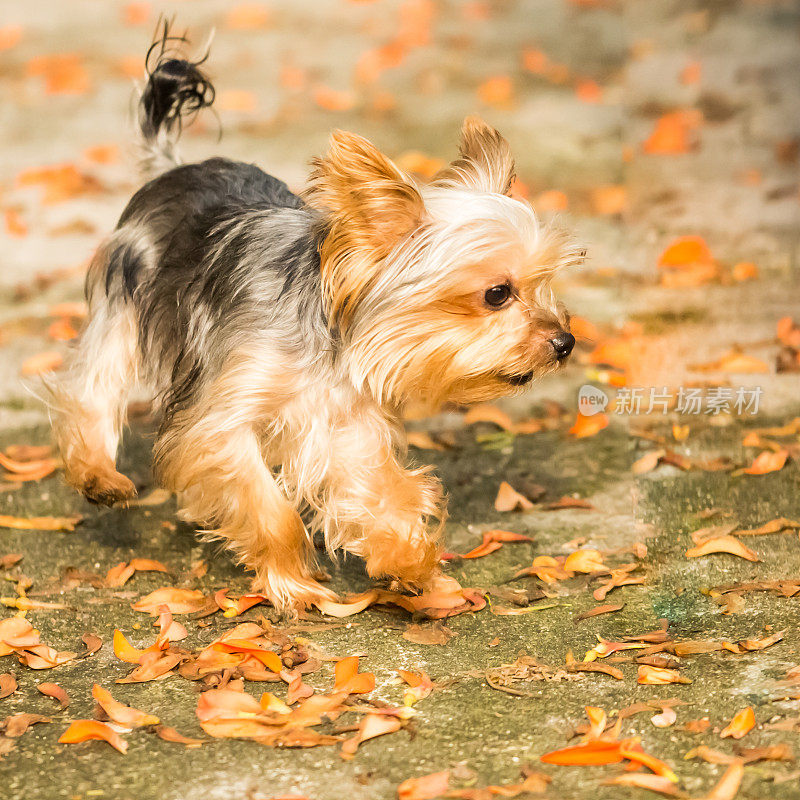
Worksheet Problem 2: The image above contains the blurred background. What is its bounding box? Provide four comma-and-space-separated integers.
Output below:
1, 0, 799, 429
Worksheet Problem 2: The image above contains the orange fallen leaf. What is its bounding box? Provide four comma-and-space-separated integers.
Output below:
692, 350, 769, 374
590, 185, 626, 215
463, 403, 514, 431
680, 61, 702, 85
313, 86, 356, 112
122, 1, 150, 25
685, 536, 759, 562
92, 684, 159, 727
112, 629, 161, 664
704, 761, 744, 800
494, 481, 534, 512
461, 529, 532, 559
0, 514, 80, 531
225, 3, 272, 29
720, 707, 755, 740
334, 656, 375, 695
534, 189, 569, 212
155, 725, 204, 747
83, 144, 119, 165
27, 54, 90, 95
732, 262, 759, 282
58, 720, 127, 753
575, 78, 603, 103
37, 682, 69, 709
541, 739, 625, 766
406, 431, 444, 451
20, 351, 63, 376
637, 665, 692, 685
5, 209, 27, 237
17, 163, 101, 203
393, 150, 443, 180
602, 774, 681, 796
341, 713, 402, 759
397, 771, 451, 800
564, 548, 605, 574
0, 24, 22, 51
476, 75, 513, 108
643, 110, 700, 155
217, 90, 258, 113
131, 587, 207, 615
742, 449, 788, 475
618, 743, 678, 782
569, 412, 608, 438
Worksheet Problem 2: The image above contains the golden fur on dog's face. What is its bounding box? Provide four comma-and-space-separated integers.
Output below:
306, 116, 581, 409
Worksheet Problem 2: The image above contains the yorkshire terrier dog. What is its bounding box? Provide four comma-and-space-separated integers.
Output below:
49, 31, 579, 612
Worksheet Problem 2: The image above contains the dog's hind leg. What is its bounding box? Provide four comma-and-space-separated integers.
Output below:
47, 247, 139, 505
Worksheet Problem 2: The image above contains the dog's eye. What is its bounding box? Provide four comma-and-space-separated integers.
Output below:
484, 283, 512, 307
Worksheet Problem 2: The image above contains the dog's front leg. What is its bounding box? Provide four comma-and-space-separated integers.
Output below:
309, 411, 445, 586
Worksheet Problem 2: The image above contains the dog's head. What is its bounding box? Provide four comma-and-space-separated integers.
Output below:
306, 116, 582, 408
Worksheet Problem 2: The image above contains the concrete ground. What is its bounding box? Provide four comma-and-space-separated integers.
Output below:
1, 1, 799, 799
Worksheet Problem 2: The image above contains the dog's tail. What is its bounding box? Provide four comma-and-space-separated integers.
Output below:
137, 21, 216, 179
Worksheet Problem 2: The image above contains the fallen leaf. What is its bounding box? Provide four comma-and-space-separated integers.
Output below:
704, 761, 744, 800
58, 719, 127, 753
312, 85, 356, 112
720, 707, 755, 740
643, 110, 699, 155
406, 431, 444, 451
692, 350, 770, 374
27, 54, 90, 95
225, 3, 272, 29
741, 449, 788, 475
602, 774, 681, 795
37, 682, 69, 709
341, 714, 402, 759
541, 739, 625, 766
402, 623, 455, 646
651, 707, 677, 728
569, 412, 609, 438
638, 665, 691, 685
334, 656, 375, 695
477, 75, 513, 108
575, 604, 624, 621
3, 712, 51, 737
20, 351, 63, 376
461, 529, 532, 559
0, 673, 17, 698
92, 684, 159, 727
685, 536, 759, 562
564, 549, 605, 574
132, 588, 207, 615
397, 771, 451, 800
494, 482, 534, 512
155, 725, 204, 747
463, 404, 514, 431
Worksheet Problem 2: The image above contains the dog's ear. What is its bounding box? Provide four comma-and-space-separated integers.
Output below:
306, 130, 424, 328
434, 116, 515, 195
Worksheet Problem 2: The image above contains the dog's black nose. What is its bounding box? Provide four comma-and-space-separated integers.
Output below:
550, 331, 575, 359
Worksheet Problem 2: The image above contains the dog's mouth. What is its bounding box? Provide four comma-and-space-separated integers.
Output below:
500, 371, 534, 386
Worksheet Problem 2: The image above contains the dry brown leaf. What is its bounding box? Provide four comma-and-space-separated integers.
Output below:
0, 673, 17, 698
741, 449, 788, 475
685, 536, 759, 562
575, 604, 624, 621
37, 682, 69, 709
602, 774, 681, 796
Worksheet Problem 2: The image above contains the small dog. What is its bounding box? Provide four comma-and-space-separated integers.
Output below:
48, 32, 579, 612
